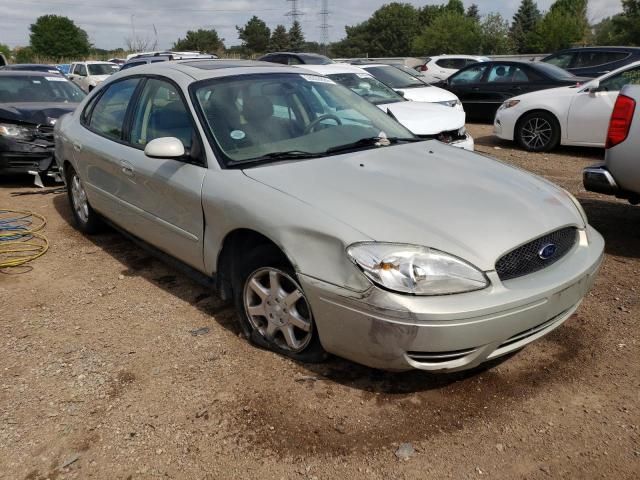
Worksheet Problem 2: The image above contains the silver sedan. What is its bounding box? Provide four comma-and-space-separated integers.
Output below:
55, 60, 604, 372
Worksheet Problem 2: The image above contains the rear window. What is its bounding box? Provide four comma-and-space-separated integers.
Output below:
120, 61, 146, 70
0, 75, 85, 103
436, 58, 467, 69
363, 66, 424, 88
573, 51, 630, 68
533, 62, 578, 80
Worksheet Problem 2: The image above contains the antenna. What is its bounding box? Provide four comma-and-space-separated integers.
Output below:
285, 0, 303, 26
319, 0, 330, 55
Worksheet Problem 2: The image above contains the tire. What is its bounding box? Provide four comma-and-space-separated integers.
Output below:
232, 244, 327, 363
515, 111, 560, 152
65, 165, 103, 234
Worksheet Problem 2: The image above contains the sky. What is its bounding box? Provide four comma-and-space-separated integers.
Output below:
0, 0, 625, 50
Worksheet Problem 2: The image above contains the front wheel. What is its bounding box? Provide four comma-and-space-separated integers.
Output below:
516, 111, 560, 152
233, 245, 326, 363
66, 166, 103, 234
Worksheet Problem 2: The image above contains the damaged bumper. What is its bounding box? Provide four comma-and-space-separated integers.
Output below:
300, 226, 604, 372
0, 125, 57, 176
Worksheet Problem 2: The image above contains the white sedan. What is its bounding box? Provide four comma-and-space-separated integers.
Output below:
357, 63, 463, 108
494, 61, 640, 151
301, 64, 473, 150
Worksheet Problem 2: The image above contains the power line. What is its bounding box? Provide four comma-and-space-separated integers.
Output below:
319, 0, 331, 53
285, 0, 304, 26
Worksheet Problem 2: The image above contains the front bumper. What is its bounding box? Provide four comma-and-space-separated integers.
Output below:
0, 134, 55, 175
301, 226, 604, 372
493, 108, 517, 141
451, 134, 474, 151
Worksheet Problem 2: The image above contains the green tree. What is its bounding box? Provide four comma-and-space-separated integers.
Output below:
237, 16, 271, 54
413, 10, 481, 55
510, 0, 542, 53
29, 15, 90, 59
0, 43, 11, 59
330, 23, 371, 57
288, 21, 305, 52
417, 4, 444, 26
269, 24, 289, 52
610, 0, 640, 45
529, 7, 587, 52
592, 17, 618, 45
444, 0, 465, 15
466, 4, 480, 22
15, 46, 36, 63
481, 13, 515, 54
173, 29, 224, 53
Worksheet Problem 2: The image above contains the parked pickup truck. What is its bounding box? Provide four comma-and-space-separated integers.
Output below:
584, 84, 640, 205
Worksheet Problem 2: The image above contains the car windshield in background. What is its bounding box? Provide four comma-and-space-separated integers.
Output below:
392, 64, 428, 82
534, 62, 579, 81
0, 75, 86, 103
300, 55, 333, 65
327, 72, 405, 105
364, 66, 426, 89
88, 64, 118, 75
193, 73, 413, 165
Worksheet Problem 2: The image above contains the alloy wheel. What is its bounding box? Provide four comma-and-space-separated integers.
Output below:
521, 117, 553, 150
243, 267, 313, 352
70, 174, 89, 223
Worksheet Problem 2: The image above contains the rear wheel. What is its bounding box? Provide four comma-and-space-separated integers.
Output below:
66, 165, 102, 234
233, 244, 326, 363
516, 111, 560, 152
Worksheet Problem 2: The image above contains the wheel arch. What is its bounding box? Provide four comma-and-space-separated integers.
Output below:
515, 108, 563, 140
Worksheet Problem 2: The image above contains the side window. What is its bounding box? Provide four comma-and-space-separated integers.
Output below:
486, 65, 529, 83
449, 64, 488, 85
574, 51, 629, 68
87, 78, 140, 140
129, 78, 194, 150
544, 52, 574, 69
288, 56, 303, 65
599, 66, 640, 92
76, 64, 87, 76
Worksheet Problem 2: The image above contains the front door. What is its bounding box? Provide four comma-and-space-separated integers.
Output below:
447, 63, 489, 120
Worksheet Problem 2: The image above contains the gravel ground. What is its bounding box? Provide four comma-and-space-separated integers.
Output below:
1, 123, 639, 479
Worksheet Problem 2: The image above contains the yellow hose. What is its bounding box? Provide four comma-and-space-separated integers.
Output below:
0, 209, 49, 269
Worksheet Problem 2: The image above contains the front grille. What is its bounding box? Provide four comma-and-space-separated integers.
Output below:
418, 129, 466, 144
496, 227, 578, 281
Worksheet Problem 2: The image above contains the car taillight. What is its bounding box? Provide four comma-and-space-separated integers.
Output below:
606, 94, 636, 149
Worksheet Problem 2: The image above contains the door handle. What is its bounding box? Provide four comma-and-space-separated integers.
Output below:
120, 160, 135, 177
73, 142, 82, 152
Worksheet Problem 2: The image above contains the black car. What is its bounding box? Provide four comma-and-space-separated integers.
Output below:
0, 54, 6, 67
257, 52, 333, 66
435, 61, 588, 122
0, 71, 85, 177
120, 52, 218, 70
1, 63, 63, 74
541, 46, 640, 78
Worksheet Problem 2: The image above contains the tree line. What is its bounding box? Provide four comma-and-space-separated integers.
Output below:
2, 0, 640, 63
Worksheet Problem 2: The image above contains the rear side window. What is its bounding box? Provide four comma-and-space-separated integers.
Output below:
486, 65, 530, 83
574, 51, 630, 68
436, 58, 466, 69
86, 78, 140, 140
449, 64, 488, 85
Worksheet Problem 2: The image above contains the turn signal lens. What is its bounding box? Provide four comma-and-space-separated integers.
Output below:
606, 94, 636, 149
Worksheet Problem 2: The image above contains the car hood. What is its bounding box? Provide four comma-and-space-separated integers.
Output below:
378, 101, 465, 134
512, 84, 582, 103
243, 142, 583, 271
0, 102, 78, 125
396, 85, 458, 103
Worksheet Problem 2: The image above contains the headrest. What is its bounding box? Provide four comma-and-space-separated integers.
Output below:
243, 96, 273, 122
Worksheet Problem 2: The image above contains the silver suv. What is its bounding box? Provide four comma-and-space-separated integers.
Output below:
55, 60, 604, 372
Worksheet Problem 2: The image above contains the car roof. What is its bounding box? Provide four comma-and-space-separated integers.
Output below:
430, 55, 488, 59
113, 59, 308, 81
74, 60, 117, 65
551, 46, 640, 52
297, 63, 369, 75
263, 52, 326, 58
3, 63, 58, 68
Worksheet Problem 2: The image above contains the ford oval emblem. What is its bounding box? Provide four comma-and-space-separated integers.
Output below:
538, 243, 557, 260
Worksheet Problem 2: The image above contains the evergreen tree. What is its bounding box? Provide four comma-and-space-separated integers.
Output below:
269, 25, 289, 52
288, 21, 305, 52
466, 4, 480, 22
236, 16, 271, 54
510, 0, 541, 53
173, 29, 224, 53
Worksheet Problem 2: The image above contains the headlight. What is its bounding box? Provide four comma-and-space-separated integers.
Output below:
436, 99, 461, 108
500, 99, 520, 110
347, 243, 489, 295
457, 126, 467, 136
0, 123, 35, 140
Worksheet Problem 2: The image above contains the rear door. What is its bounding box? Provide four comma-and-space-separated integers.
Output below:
480, 64, 542, 120
118, 76, 207, 270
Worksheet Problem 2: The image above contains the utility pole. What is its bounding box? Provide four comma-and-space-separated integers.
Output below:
319, 0, 330, 55
285, 0, 303, 26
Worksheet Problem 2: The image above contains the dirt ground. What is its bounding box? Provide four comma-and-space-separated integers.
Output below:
1, 123, 639, 480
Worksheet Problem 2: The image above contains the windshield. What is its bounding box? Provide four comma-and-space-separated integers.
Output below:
327, 72, 405, 105
300, 55, 333, 65
533, 62, 578, 80
0, 75, 86, 103
193, 73, 413, 165
392, 65, 428, 83
363, 65, 426, 89
88, 63, 118, 75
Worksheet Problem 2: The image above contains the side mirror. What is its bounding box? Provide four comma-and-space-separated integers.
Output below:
586, 80, 600, 95
144, 137, 185, 159
396, 89, 406, 97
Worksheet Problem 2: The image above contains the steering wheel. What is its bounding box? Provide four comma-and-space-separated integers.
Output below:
304, 114, 342, 134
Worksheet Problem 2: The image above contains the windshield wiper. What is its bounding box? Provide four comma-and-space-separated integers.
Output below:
231, 150, 322, 168
325, 136, 421, 155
